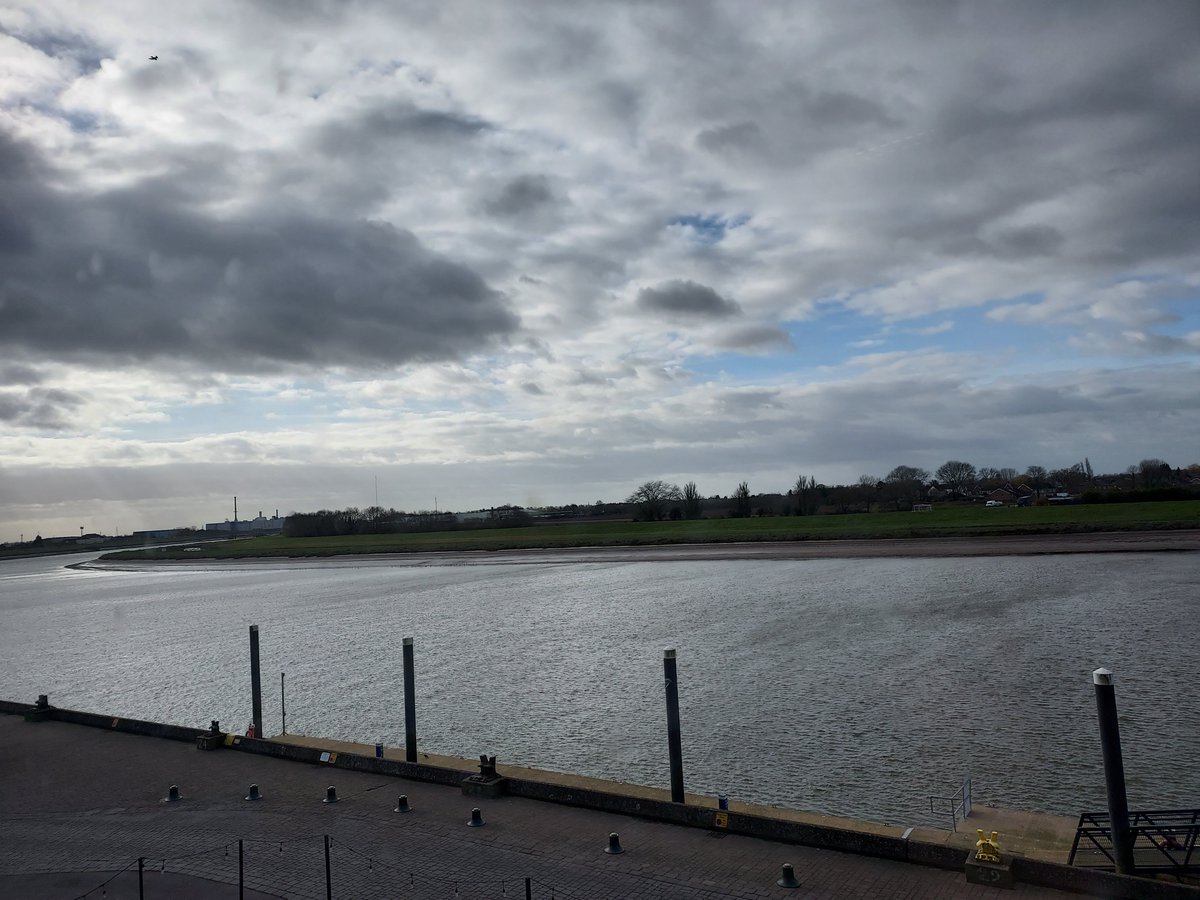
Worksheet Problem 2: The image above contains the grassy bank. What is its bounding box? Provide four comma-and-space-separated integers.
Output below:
100, 500, 1200, 560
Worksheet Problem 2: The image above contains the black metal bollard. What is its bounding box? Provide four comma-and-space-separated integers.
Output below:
245, 783, 262, 801
1093, 667, 1135, 874
394, 794, 412, 813
324, 834, 332, 900
249, 625, 263, 739
777, 863, 801, 888
468, 807, 485, 827
163, 784, 182, 803
403, 637, 418, 763
323, 786, 338, 804
605, 832, 624, 854
663, 649, 685, 803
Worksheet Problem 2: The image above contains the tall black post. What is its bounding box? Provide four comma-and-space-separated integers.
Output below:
1093, 667, 1135, 874
280, 671, 287, 735
663, 648, 685, 803
324, 834, 332, 900
403, 637, 417, 763
249, 625, 263, 739
138, 857, 144, 900
238, 839, 244, 900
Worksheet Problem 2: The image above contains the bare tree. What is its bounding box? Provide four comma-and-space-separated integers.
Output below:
1138, 458, 1170, 488
792, 474, 817, 515
682, 481, 702, 519
857, 474, 881, 512
733, 481, 752, 518
1024, 465, 1048, 497
884, 465, 930, 510
935, 460, 977, 495
627, 480, 682, 521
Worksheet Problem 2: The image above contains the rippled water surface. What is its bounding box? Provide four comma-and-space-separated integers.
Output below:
1, 550, 1196, 826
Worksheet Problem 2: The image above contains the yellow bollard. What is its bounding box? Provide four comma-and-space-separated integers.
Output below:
975, 829, 1002, 864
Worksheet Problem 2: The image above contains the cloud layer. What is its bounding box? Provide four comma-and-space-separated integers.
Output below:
1, 0, 1198, 536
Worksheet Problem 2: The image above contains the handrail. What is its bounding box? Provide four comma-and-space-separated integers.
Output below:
928, 776, 972, 832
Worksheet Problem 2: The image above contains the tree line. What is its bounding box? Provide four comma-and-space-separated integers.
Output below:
626, 457, 1199, 520
283, 505, 531, 538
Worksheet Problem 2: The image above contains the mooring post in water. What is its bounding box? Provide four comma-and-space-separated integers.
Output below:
403, 637, 417, 762
280, 671, 287, 735
1093, 667, 1135, 874
663, 648, 685, 803
249, 625, 263, 739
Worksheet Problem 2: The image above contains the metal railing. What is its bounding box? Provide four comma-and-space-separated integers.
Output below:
49, 831, 748, 900
928, 776, 972, 832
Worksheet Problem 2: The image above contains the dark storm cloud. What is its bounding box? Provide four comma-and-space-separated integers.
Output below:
886, 4, 1200, 270
0, 386, 83, 430
696, 121, 767, 157
483, 175, 557, 218
0, 364, 42, 386
713, 325, 792, 351
637, 280, 740, 318
0, 129, 519, 372
314, 99, 488, 157
990, 225, 1064, 259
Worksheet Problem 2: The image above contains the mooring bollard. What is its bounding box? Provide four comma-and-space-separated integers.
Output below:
248, 625, 263, 741
468, 807, 485, 827
776, 863, 801, 888
663, 648, 685, 803
718, 793, 729, 811
1093, 667, 1135, 875
323, 786, 339, 804
375, 741, 384, 759
403, 637, 418, 763
394, 794, 411, 813
245, 783, 262, 801
164, 784, 182, 803
605, 832, 624, 854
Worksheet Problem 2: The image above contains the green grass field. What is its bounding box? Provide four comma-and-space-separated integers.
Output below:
101, 500, 1200, 560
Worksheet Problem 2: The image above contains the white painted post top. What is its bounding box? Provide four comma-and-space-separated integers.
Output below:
1093, 667, 1113, 685
663, 648, 676, 659
403, 637, 413, 646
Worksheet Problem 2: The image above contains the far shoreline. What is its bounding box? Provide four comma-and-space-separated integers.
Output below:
84, 528, 1200, 568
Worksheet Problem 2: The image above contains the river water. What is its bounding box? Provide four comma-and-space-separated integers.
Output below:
1, 549, 1196, 827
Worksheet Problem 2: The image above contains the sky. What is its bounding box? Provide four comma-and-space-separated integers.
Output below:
1, 1, 1198, 539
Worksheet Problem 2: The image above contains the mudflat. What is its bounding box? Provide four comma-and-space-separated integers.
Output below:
151, 528, 1200, 568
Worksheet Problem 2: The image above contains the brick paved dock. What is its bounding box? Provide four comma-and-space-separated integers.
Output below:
0, 715, 1101, 900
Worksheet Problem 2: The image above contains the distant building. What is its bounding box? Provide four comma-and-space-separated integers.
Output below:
205, 512, 287, 534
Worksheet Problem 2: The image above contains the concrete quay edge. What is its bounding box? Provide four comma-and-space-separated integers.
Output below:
4, 700, 1196, 900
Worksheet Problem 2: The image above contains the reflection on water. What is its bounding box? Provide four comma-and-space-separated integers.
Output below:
1, 550, 1197, 826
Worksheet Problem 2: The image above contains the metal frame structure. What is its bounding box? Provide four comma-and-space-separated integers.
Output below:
1068, 808, 1200, 875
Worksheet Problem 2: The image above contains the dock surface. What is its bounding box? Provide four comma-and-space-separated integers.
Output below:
0, 717, 1094, 899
